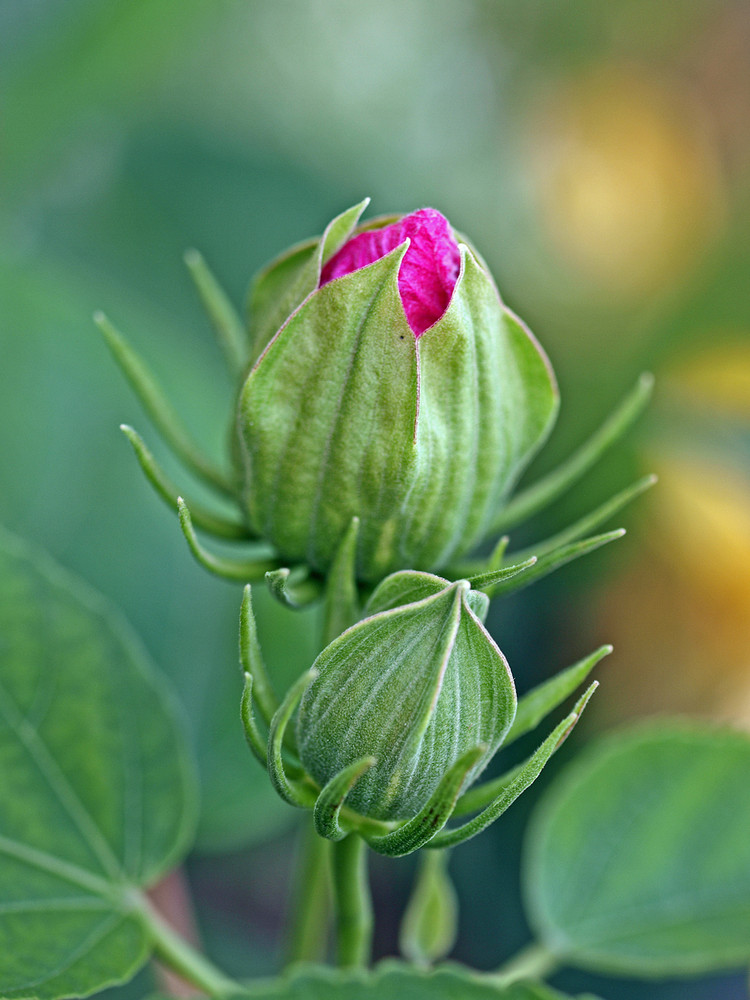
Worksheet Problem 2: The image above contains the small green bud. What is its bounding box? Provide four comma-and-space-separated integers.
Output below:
296, 570, 517, 822
237, 202, 558, 582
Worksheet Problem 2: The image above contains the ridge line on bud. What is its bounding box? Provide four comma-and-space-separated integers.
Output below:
297, 573, 516, 822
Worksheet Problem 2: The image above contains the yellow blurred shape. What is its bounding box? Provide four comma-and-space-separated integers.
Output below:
528, 65, 725, 296
592, 453, 750, 727
665, 341, 750, 419
653, 456, 750, 613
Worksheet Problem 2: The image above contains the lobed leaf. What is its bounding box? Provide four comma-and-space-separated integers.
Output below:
236, 960, 591, 999
525, 721, 750, 977
0, 529, 198, 1000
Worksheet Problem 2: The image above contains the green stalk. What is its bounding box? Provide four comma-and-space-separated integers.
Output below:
489, 942, 559, 988
286, 823, 332, 965
331, 834, 373, 968
137, 896, 240, 997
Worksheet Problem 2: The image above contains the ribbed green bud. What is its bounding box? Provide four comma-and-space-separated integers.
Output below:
296, 570, 517, 822
237, 202, 558, 583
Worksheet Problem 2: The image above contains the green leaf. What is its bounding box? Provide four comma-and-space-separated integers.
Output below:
525, 721, 750, 977
0, 528, 198, 1000
238, 961, 590, 998
0, 254, 313, 856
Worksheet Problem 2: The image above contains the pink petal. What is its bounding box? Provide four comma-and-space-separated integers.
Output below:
320, 209, 461, 337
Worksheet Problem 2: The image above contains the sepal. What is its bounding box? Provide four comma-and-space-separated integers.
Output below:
184, 247, 248, 379
506, 645, 612, 747
95, 311, 234, 497
121, 424, 249, 539
314, 757, 377, 841
239, 240, 417, 581
268, 669, 319, 809
247, 199, 371, 362
177, 498, 281, 581
266, 567, 322, 608
364, 745, 486, 857
429, 683, 598, 848
491, 372, 654, 534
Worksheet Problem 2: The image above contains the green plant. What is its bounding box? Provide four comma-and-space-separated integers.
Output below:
2, 203, 748, 1000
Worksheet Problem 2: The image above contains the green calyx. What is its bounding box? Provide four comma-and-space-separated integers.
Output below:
99, 199, 653, 606
239, 574, 604, 855
297, 571, 516, 821
236, 201, 558, 583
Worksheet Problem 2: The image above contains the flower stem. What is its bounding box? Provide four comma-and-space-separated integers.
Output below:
147, 868, 203, 997
286, 822, 332, 965
489, 942, 559, 988
331, 834, 373, 968
137, 894, 241, 997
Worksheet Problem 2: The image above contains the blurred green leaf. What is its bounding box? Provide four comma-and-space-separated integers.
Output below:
1, 0, 214, 196
0, 527, 198, 999
525, 721, 750, 977
237, 961, 594, 998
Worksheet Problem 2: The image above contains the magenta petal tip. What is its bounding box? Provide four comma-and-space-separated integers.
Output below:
320, 208, 461, 336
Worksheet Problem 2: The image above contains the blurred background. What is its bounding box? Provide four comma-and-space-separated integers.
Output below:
1, 2, 748, 997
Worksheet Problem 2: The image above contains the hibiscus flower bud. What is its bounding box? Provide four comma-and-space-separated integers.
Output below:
237, 201, 558, 582
296, 570, 516, 821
